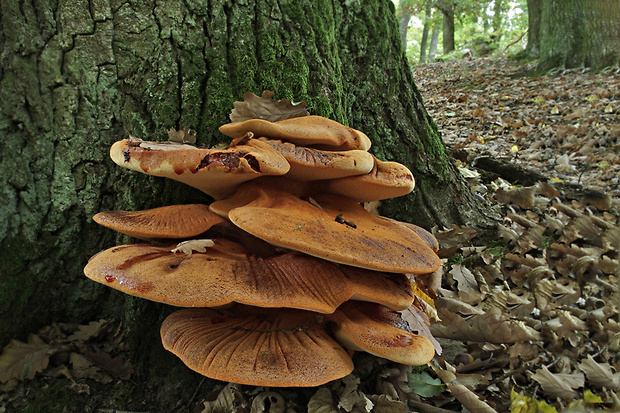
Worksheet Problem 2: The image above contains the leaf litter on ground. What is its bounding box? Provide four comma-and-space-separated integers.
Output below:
415, 58, 620, 412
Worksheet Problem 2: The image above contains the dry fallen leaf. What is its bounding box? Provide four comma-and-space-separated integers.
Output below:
251, 391, 286, 413
167, 127, 197, 144
450, 264, 479, 294
431, 306, 541, 344
0, 334, 58, 383
171, 239, 215, 255
336, 375, 373, 412
578, 355, 620, 390
229, 90, 309, 123
66, 319, 115, 342
83, 351, 133, 380
531, 365, 584, 400
200, 383, 249, 413
308, 388, 338, 413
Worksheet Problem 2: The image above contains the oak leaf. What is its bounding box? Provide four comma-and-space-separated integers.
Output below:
531, 365, 584, 400
0, 334, 57, 383
171, 239, 215, 255
578, 356, 620, 390
84, 351, 133, 380
229, 90, 309, 123
431, 306, 541, 344
167, 127, 196, 144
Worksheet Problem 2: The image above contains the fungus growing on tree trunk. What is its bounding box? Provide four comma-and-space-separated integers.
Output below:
84, 91, 442, 387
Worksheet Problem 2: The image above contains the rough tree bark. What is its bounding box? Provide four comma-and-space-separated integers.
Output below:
0, 0, 497, 407
525, 0, 542, 58
438, 1, 456, 54
539, 0, 620, 69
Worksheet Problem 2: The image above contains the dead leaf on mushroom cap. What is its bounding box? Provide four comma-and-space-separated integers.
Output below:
109, 138, 290, 199
160, 307, 354, 387
229, 90, 309, 123
326, 301, 436, 366
83, 238, 415, 313
324, 156, 415, 202
219, 115, 372, 151
93, 204, 228, 240
210, 182, 441, 274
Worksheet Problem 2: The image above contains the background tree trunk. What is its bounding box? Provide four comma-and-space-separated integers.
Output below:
397, 4, 414, 52
526, 0, 542, 58
439, 2, 456, 54
429, 24, 441, 61
492, 0, 504, 40
419, 7, 433, 63
539, 0, 620, 69
0, 0, 497, 405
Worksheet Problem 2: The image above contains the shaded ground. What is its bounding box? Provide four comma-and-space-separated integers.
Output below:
1, 58, 619, 412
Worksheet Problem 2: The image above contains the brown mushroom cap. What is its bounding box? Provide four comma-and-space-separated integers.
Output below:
160, 307, 354, 387
109, 138, 290, 199
326, 301, 435, 366
218, 116, 372, 151
83, 238, 415, 312
384, 219, 440, 253
93, 204, 227, 240
258, 138, 375, 181
324, 156, 415, 202
210, 183, 441, 274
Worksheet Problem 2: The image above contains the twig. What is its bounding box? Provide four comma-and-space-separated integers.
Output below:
503, 29, 527, 54
408, 399, 459, 413
187, 377, 206, 409
488, 355, 542, 386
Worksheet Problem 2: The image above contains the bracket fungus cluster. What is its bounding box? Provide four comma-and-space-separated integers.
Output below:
85, 92, 442, 387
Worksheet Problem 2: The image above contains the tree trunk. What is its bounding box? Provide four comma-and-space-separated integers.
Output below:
439, 2, 456, 54
397, 5, 413, 52
0, 0, 497, 406
526, 0, 542, 58
492, 0, 504, 40
429, 24, 441, 61
419, 7, 432, 63
539, 0, 620, 69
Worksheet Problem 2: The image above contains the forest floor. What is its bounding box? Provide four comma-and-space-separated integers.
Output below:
1, 58, 619, 413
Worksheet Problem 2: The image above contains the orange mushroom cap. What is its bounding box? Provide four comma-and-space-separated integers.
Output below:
218, 116, 372, 151
324, 156, 415, 202
326, 301, 435, 366
93, 204, 227, 240
109, 138, 290, 199
160, 307, 354, 387
210, 183, 441, 274
83, 238, 415, 312
384, 219, 440, 253
258, 138, 375, 181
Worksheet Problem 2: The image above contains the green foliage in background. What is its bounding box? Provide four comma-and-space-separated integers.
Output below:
397, 0, 529, 64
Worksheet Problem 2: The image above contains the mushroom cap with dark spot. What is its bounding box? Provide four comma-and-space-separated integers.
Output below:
210, 183, 441, 274
109, 138, 290, 199
83, 238, 416, 312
